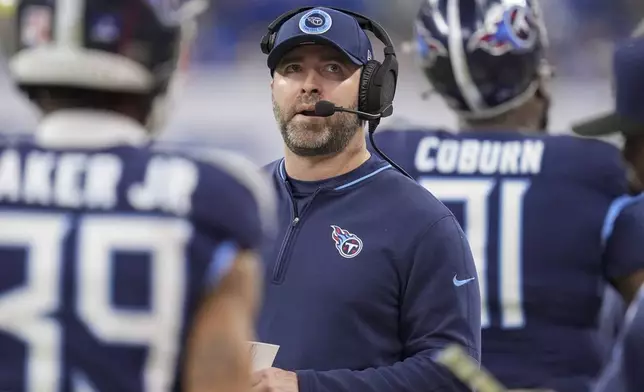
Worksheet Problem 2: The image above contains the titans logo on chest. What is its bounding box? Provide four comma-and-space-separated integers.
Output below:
331, 225, 363, 258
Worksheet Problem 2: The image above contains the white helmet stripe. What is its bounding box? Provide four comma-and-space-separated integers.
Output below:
447, 0, 486, 112
56, 0, 84, 47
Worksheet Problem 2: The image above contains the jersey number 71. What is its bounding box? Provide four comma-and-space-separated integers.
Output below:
420, 178, 530, 329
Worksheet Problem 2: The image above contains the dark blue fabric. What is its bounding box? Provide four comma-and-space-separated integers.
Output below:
0, 138, 267, 391
374, 127, 632, 391
594, 285, 644, 392
259, 153, 481, 392
614, 37, 644, 122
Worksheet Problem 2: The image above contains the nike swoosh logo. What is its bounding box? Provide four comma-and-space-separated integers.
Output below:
453, 275, 475, 287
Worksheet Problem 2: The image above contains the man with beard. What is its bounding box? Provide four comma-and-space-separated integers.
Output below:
251, 6, 481, 392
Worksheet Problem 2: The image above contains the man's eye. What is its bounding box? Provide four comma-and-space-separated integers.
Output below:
284, 64, 301, 73
325, 64, 341, 73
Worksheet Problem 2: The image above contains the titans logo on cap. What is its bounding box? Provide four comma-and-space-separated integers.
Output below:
299, 9, 333, 35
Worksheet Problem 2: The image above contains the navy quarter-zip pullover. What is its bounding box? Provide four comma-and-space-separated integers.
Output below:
258, 154, 481, 392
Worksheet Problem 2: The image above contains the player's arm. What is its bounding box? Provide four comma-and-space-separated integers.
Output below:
593, 284, 644, 392
180, 149, 275, 392
183, 249, 261, 392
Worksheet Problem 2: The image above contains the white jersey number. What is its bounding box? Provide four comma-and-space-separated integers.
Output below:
419, 178, 530, 329
0, 211, 190, 391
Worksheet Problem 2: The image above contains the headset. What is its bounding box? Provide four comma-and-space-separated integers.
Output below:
261, 6, 398, 122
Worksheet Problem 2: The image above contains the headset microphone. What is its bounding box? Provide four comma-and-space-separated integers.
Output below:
312, 100, 383, 121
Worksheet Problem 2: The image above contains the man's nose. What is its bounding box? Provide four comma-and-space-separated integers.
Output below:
301, 69, 323, 95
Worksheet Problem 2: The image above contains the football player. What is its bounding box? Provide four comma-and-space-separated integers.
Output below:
0, 1, 274, 391
572, 32, 644, 392
373, 0, 644, 390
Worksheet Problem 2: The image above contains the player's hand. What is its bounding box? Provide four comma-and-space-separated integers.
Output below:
251, 367, 299, 392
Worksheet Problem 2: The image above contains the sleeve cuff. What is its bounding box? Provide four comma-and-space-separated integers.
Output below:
205, 241, 239, 288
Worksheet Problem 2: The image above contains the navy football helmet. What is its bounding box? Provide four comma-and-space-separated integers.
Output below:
415, 0, 551, 120
7, 0, 206, 128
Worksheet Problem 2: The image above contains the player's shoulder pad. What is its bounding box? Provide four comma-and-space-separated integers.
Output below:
547, 134, 626, 178
187, 148, 277, 235
601, 193, 644, 247
554, 134, 622, 157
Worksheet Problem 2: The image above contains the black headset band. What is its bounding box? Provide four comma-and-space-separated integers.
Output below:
266, 6, 396, 54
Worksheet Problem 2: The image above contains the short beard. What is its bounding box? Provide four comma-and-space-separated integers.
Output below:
272, 95, 362, 157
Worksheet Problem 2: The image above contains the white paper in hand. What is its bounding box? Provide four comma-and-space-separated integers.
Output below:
249, 341, 280, 372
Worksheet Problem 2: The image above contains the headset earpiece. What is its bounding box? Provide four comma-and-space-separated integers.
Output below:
358, 61, 381, 114
260, 34, 271, 55
358, 46, 398, 116
261, 32, 279, 55
378, 47, 399, 110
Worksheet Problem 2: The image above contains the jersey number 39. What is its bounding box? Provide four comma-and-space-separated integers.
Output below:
0, 211, 190, 391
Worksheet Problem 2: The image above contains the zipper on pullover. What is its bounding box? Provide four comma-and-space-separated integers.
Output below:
272, 185, 319, 284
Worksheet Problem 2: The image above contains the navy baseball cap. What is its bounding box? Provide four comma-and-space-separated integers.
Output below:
266, 7, 374, 71
573, 36, 644, 137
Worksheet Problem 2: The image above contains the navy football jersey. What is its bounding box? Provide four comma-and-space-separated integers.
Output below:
593, 198, 644, 392
374, 128, 632, 391
0, 137, 272, 391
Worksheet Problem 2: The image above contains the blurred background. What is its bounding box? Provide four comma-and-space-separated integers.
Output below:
1, 0, 643, 165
